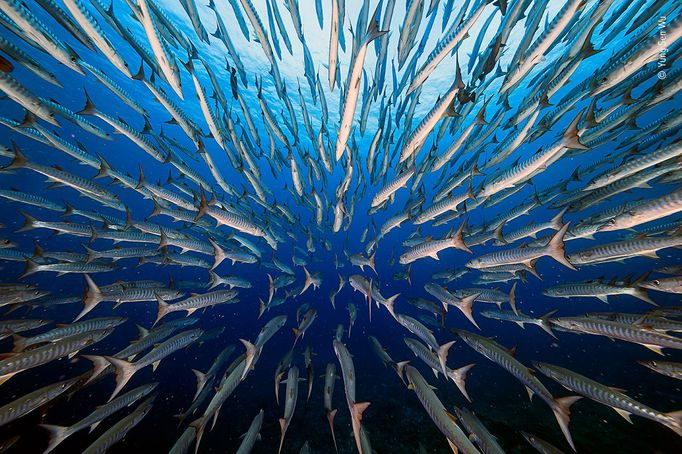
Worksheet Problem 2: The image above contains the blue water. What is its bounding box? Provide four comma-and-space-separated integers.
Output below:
0, 0, 681, 453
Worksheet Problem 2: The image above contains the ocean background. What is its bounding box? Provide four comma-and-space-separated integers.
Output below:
0, 0, 681, 452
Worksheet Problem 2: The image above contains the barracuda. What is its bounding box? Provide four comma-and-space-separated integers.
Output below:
335, 5, 386, 161
404, 365, 481, 453
598, 188, 682, 232
481, 309, 557, 338
543, 280, 654, 305
454, 329, 580, 450
552, 317, 682, 354
371, 167, 415, 208
0, 0, 84, 74
100, 328, 203, 400
478, 111, 587, 198
500, 0, 586, 93
136, 0, 183, 98
535, 362, 682, 437
12, 316, 125, 352
567, 232, 682, 266
81, 396, 154, 454
453, 406, 505, 454
0, 329, 113, 386
155, 289, 238, 325
40, 383, 157, 453
467, 223, 575, 271
404, 337, 474, 401
333, 340, 370, 454
408, 0, 489, 94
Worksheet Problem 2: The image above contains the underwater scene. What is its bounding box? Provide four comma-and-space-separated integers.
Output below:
0, 0, 681, 452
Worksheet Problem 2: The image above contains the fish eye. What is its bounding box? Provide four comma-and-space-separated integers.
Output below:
608, 218, 615, 224
653, 280, 660, 286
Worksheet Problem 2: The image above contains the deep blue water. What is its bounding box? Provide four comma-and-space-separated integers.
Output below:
0, 0, 681, 453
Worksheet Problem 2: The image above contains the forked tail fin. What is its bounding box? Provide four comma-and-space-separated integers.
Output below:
552, 395, 582, 452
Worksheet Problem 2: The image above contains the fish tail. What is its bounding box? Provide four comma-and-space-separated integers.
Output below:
148, 197, 163, 218
103, 356, 137, 401
394, 360, 410, 381
39, 424, 72, 454
189, 417, 206, 454
303, 266, 314, 290
363, 3, 387, 45
539, 310, 559, 339
527, 259, 542, 280
551, 208, 567, 231
20, 258, 39, 279
18, 111, 37, 129
552, 395, 582, 452
157, 227, 169, 251
17, 210, 37, 232
562, 108, 589, 150
258, 298, 266, 319
76, 274, 102, 322
383, 293, 400, 319
131, 61, 145, 81
437, 340, 456, 377
664, 409, 682, 438
632, 286, 656, 306
135, 164, 146, 190
0, 372, 17, 386
493, 222, 506, 244
368, 251, 377, 275
278, 417, 288, 454
546, 223, 576, 270
5, 142, 28, 171
457, 293, 480, 329
209, 238, 225, 270
447, 364, 475, 402
509, 282, 518, 315
352, 400, 370, 426
154, 293, 170, 327
275, 371, 284, 405
493, 0, 508, 15
323, 409, 338, 453
292, 328, 302, 344
208, 270, 220, 290
82, 243, 97, 263
239, 339, 257, 380
77, 88, 98, 116
82, 354, 112, 386
195, 186, 208, 221
191, 369, 207, 402
10, 334, 27, 352
453, 221, 472, 253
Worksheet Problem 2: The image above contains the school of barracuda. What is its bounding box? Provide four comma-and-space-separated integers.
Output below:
0, 0, 680, 452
